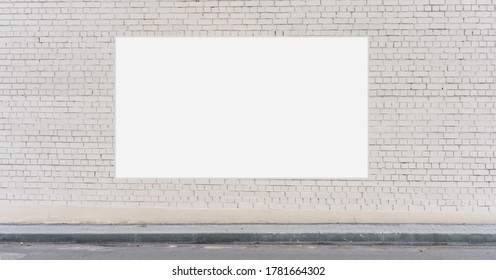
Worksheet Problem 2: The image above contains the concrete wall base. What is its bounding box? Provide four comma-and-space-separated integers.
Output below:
0, 205, 495, 224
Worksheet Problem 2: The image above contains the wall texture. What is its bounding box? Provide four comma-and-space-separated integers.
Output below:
0, 0, 495, 223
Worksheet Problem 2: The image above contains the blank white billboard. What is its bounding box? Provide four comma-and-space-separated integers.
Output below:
116, 37, 368, 178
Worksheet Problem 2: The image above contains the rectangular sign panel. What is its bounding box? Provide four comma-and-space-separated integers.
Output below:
116, 37, 368, 178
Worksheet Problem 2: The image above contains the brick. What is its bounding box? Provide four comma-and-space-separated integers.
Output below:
0, 0, 492, 216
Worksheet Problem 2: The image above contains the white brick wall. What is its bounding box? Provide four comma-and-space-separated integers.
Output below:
0, 0, 495, 216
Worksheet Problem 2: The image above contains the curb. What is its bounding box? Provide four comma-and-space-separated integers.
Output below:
2, 232, 496, 245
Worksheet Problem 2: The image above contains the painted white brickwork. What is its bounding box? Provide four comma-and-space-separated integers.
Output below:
0, 0, 495, 217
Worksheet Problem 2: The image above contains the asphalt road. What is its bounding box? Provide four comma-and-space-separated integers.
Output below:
1, 243, 496, 260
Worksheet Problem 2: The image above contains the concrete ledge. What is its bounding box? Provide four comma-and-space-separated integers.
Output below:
1, 224, 495, 245
2, 205, 496, 224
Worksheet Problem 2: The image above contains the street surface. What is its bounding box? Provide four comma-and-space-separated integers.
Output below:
1, 243, 495, 260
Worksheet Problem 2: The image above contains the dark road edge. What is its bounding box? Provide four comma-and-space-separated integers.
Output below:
1, 232, 496, 245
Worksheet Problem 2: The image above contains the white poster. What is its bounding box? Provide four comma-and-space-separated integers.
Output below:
116, 37, 368, 178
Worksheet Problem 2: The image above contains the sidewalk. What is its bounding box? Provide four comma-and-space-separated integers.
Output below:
1, 224, 495, 245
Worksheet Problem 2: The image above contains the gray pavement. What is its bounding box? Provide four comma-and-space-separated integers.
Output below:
1, 224, 496, 245
1, 243, 496, 260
